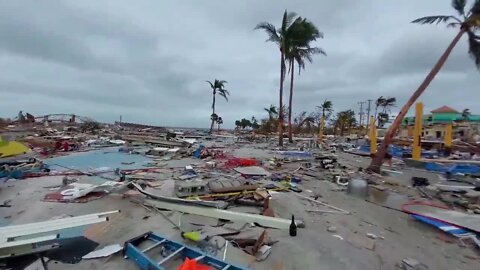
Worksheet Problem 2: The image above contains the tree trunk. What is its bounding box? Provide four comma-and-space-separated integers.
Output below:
367, 29, 465, 173
288, 61, 295, 143
278, 51, 285, 146
210, 93, 216, 133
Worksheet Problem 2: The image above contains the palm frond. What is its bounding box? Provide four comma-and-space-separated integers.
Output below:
206, 80, 214, 89
254, 22, 280, 44
411, 15, 459, 24
467, 30, 480, 68
307, 47, 326, 56
447, 22, 462, 27
452, 0, 467, 16
218, 89, 230, 101
281, 10, 298, 33
470, 0, 480, 15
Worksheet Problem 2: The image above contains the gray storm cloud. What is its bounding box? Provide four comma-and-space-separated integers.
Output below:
0, 0, 478, 127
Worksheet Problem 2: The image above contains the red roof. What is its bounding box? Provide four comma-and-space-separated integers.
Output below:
431, 105, 458, 113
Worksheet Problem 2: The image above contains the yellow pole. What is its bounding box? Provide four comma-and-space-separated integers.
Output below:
318, 115, 325, 144
444, 123, 452, 147
369, 116, 377, 154
412, 102, 423, 160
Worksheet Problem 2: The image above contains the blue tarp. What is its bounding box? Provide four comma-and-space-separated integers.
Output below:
411, 214, 471, 237
425, 162, 480, 174
193, 145, 205, 159
359, 144, 439, 158
276, 151, 312, 157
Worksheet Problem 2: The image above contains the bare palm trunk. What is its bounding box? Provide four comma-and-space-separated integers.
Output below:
367, 29, 465, 173
288, 61, 294, 143
278, 51, 285, 146
210, 93, 216, 133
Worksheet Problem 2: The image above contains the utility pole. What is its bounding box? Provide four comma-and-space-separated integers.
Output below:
358, 101, 366, 129
366, 99, 373, 129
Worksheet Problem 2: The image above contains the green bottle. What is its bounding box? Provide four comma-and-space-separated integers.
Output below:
289, 214, 297, 236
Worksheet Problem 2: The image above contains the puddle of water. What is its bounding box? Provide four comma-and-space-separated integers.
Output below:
368, 188, 411, 210
44, 147, 152, 171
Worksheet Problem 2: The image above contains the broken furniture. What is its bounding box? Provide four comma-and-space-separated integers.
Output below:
123, 231, 247, 270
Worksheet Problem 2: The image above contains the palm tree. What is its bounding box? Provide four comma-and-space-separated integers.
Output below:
374, 96, 386, 127
316, 100, 333, 134
333, 110, 356, 136
317, 100, 333, 119
462, 108, 471, 120
217, 117, 223, 131
206, 79, 229, 133
264, 105, 278, 120
285, 19, 326, 142
381, 97, 397, 114
368, 0, 480, 173
255, 10, 300, 146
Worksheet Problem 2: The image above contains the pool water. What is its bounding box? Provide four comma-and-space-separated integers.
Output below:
44, 147, 152, 171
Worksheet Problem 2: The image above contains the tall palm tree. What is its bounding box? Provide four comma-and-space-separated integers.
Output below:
368, 0, 480, 173
285, 19, 326, 142
255, 10, 300, 146
206, 79, 229, 133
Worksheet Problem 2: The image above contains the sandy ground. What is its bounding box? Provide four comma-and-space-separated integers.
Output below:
1, 146, 479, 270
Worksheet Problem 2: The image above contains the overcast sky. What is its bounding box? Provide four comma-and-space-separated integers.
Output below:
0, 0, 478, 128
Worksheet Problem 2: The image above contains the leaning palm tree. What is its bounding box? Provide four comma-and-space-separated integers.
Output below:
286, 19, 326, 142
368, 0, 480, 173
206, 79, 229, 133
255, 10, 300, 146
